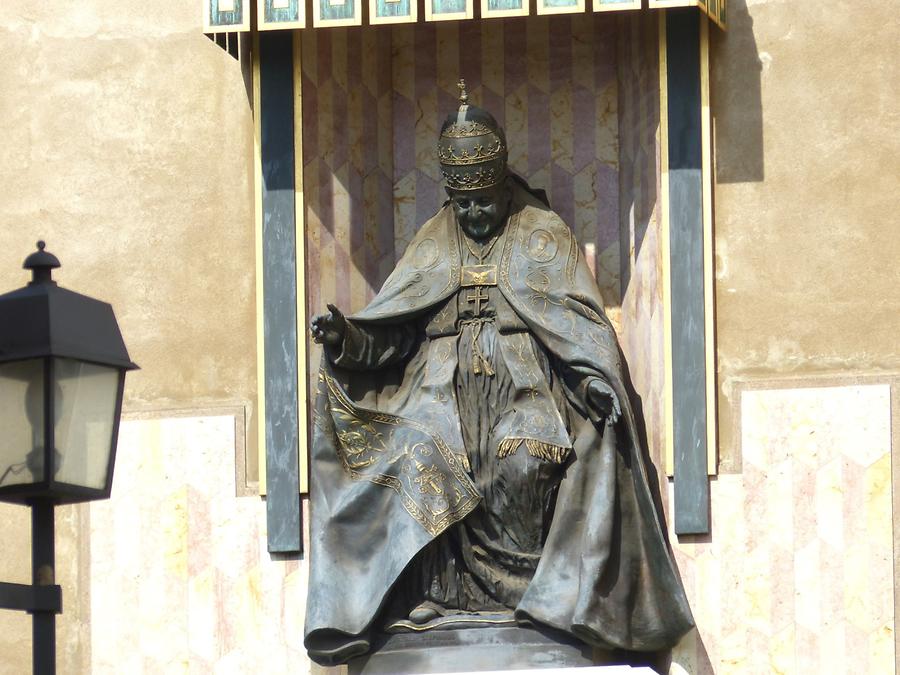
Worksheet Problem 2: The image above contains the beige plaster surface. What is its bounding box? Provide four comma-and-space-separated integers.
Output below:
0, 2, 256, 672
710, 0, 900, 470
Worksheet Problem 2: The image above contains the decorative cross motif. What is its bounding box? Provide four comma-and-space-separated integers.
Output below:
466, 287, 489, 317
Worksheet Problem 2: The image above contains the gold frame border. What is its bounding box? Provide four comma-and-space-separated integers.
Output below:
258, 0, 307, 30
699, 14, 717, 475
481, 0, 530, 19
659, 13, 675, 478
424, 0, 474, 23
293, 31, 310, 494
313, 0, 364, 28
592, 0, 639, 12
203, 0, 251, 32
535, 0, 585, 16
369, 0, 419, 25
648, 0, 697, 8
252, 32, 268, 495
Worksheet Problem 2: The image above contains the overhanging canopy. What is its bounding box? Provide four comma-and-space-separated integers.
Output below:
204, 0, 725, 32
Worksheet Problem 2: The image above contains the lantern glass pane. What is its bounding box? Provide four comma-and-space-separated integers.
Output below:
0, 359, 45, 487
54, 358, 119, 490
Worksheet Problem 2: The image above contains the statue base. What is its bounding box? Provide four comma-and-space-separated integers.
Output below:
347, 625, 598, 674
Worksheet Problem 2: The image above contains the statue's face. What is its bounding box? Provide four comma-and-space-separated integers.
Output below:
446, 181, 511, 241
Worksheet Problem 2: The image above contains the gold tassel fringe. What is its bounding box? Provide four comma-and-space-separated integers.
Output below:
497, 438, 570, 464
469, 321, 495, 377
497, 438, 522, 459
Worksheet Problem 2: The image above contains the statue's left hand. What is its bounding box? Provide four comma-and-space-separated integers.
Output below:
587, 379, 621, 425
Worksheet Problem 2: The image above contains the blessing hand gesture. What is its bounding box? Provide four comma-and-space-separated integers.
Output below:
310, 304, 346, 345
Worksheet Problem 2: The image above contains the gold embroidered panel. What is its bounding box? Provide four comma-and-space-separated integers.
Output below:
322, 372, 480, 536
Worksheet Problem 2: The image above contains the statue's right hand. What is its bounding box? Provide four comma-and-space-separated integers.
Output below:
310, 304, 346, 345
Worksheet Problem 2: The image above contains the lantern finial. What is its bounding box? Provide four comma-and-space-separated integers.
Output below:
23, 241, 61, 286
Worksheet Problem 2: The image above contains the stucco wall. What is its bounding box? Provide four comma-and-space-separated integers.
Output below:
1, 0, 898, 673
0, 3, 256, 673
669, 4, 900, 668
710, 0, 900, 470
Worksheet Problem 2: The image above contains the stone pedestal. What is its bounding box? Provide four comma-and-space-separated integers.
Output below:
348, 625, 606, 674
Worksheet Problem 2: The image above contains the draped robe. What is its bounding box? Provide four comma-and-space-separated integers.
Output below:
304, 182, 694, 665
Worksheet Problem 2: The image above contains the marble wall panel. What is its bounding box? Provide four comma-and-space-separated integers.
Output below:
301, 27, 396, 396
89, 416, 311, 673
670, 384, 894, 674
83, 389, 895, 674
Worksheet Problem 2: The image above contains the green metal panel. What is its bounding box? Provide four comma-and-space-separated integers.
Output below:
666, 9, 710, 535
207, 0, 244, 27
431, 0, 468, 15
486, 0, 524, 10
264, 0, 301, 23
259, 32, 303, 554
376, 0, 413, 19
320, 0, 357, 21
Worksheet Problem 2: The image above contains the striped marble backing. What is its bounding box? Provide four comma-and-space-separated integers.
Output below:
300, 16, 629, 392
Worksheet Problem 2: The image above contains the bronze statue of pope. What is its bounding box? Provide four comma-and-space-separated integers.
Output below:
304, 82, 693, 666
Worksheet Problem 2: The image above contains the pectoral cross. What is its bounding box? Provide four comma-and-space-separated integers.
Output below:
466, 286, 489, 317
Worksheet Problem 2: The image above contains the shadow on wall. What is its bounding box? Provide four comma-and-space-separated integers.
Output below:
207, 32, 255, 113
711, 0, 764, 184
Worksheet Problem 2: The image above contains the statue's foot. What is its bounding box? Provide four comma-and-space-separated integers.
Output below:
408, 603, 440, 624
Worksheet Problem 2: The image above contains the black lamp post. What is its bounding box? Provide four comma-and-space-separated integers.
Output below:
0, 242, 137, 675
